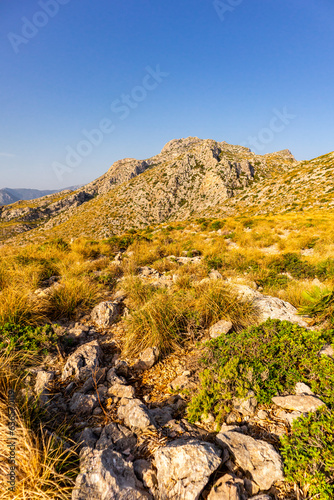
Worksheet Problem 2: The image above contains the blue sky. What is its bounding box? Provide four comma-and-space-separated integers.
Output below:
0, 0, 333, 189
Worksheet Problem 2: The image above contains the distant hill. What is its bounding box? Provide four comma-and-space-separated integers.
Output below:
0, 137, 333, 243
0, 186, 82, 206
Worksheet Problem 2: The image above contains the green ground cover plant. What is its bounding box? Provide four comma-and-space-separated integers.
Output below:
280, 407, 334, 499
188, 319, 334, 423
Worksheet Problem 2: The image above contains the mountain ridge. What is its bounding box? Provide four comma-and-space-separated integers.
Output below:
1, 137, 333, 243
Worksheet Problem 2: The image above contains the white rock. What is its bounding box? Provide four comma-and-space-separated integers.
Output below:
62, 341, 102, 382
216, 431, 284, 490
208, 473, 247, 500
272, 395, 325, 413
295, 382, 314, 395
91, 301, 120, 328
209, 319, 233, 338
155, 438, 222, 500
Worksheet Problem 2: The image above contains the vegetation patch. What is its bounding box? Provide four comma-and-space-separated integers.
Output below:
280, 407, 334, 499
188, 319, 334, 423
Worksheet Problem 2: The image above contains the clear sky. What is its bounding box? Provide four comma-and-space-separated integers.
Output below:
0, 0, 333, 189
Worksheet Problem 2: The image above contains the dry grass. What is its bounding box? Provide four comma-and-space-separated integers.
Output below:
123, 279, 258, 358
0, 350, 78, 500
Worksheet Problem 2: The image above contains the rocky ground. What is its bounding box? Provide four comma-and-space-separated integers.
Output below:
28, 259, 332, 500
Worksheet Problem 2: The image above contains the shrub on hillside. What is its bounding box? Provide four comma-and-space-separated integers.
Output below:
280, 407, 334, 499
187, 319, 334, 423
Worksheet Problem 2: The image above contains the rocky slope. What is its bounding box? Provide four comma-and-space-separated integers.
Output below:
27, 261, 331, 500
0, 137, 301, 242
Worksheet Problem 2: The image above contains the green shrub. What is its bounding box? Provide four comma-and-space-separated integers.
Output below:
280, 407, 334, 499
255, 270, 291, 290
269, 253, 316, 279
0, 323, 57, 355
187, 320, 334, 423
300, 287, 334, 326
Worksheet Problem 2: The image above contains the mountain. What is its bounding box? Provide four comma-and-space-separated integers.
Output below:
0, 188, 58, 206
0, 137, 333, 243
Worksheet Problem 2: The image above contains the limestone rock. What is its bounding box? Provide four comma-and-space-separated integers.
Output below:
118, 399, 155, 433
235, 285, 308, 327
35, 370, 55, 403
72, 447, 150, 500
155, 438, 222, 500
233, 391, 258, 416
96, 423, 137, 454
62, 341, 102, 382
108, 383, 135, 399
209, 319, 233, 338
133, 347, 159, 371
319, 344, 334, 358
295, 382, 314, 395
216, 431, 284, 490
272, 395, 325, 413
208, 474, 247, 500
91, 301, 120, 328
134, 460, 158, 496
69, 393, 98, 416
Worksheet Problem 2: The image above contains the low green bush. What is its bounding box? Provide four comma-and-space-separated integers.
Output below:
300, 287, 334, 326
269, 252, 316, 279
280, 407, 334, 499
187, 319, 334, 423
0, 323, 57, 355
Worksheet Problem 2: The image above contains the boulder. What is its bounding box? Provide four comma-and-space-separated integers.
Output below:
209, 319, 233, 338
91, 301, 120, 328
96, 423, 137, 454
235, 285, 308, 327
216, 431, 284, 490
108, 383, 135, 399
208, 474, 247, 500
155, 438, 222, 500
69, 393, 98, 417
118, 399, 155, 433
72, 447, 150, 500
133, 347, 159, 371
35, 370, 55, 404
272, 395, 325, 413
62, 341, 102, 382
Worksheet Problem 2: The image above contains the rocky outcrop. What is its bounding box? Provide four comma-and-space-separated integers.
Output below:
216, 431, 284, 490
91, 301, 120, 328
61, 341, 102, 381
154, 439, 222, 500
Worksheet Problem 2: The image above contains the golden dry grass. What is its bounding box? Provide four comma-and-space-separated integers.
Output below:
0, 351, 78, 500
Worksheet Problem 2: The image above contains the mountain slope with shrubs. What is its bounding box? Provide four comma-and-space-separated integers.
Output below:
1, 140, 334, 499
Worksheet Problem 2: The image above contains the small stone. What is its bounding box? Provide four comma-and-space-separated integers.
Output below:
233, 391, 257, 416
272, 395, 325, 413
91, 301, 120, 328
133, 347, 160, 371
295, 382, 314, 395
118, 398, 155, 433
319, 344, 334, 358
209, 319, 233, 338
69, 393, 98, 416
208, 473, 247, 500
256, 409, 268, 420
108, 383, 135, 399
93, 407, 103, 415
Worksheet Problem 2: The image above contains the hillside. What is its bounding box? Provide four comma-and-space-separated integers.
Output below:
0, 137, 303, 242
